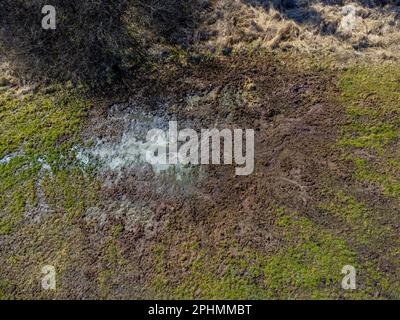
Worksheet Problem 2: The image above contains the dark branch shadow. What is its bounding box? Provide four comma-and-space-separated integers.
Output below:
0, 0, 208, 88
0, 0, 147, 88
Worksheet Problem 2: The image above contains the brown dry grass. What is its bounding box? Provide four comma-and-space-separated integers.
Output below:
194, 1, 400, 64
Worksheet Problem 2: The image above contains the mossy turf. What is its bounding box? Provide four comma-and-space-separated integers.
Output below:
0, 85, 93, 232
0, 84, 101, 299
339, 64, 400, 198
330, 64, 400, 298
151, 208, 368, 300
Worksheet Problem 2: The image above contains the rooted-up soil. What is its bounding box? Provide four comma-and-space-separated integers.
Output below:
1, 53, 399, 299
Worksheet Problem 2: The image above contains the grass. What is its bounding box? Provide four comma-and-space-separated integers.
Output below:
41, 168, 100, 220
98, 238, 126, 299
151, 208, 364, 300
314, 62, 400, 299
152, 242, 271, 300
263, 210, 363, 300
0, 83, 95, 224
319, 187, 400, 296
0, 86, 87, 159
0, 82, 100, 299
339, 64, 400, 199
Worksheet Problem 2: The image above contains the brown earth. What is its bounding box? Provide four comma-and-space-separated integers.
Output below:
1, 52, 398, 299
76, 54, 347, 297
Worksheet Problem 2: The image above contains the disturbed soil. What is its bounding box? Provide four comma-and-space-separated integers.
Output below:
1, 54, 341, 297
1, 51, 399, 299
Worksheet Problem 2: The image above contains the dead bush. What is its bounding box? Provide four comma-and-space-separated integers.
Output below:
0, 0, 145, 87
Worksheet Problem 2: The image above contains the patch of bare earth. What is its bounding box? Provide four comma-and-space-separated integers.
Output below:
71, 54, 348, 298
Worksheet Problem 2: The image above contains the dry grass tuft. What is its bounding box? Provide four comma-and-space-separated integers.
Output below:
194, 0, 400, 63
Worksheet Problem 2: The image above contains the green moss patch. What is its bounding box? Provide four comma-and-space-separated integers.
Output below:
151, 208, 363, 299
0, 83, 100, 299
339, 64, 400, 198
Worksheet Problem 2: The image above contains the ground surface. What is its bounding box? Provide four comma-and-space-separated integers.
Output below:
1, 1, 400, 300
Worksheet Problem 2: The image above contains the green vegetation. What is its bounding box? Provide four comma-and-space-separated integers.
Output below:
152, 240, 270, 300
264, 210, 359, 299
98, 239, 126, 299
314, 63, 400, 299
151, 209, 363, 300
319, 187, 399, 296
0, 85, 95, 230
0, 83, 101, 298
339, 64, 400, 198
